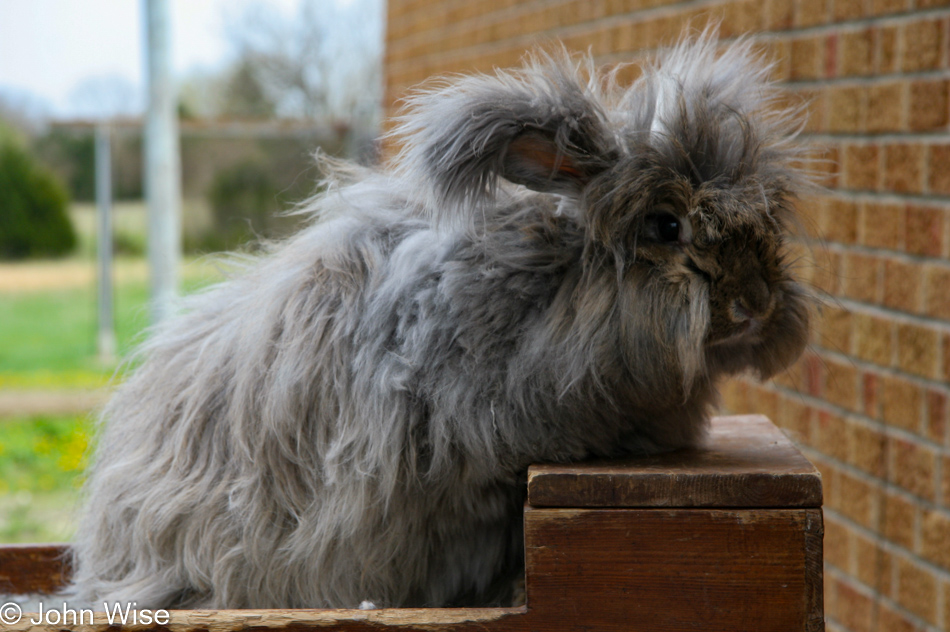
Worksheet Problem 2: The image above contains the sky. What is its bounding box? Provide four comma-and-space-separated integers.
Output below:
0, 0, 325, 119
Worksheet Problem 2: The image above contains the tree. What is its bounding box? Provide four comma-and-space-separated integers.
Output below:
223, 0, 383, 128
219, 58, 278, 119
0, 138, 76, 259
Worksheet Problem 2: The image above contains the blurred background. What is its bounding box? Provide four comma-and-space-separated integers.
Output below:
0, 0, 384, 543
4, 0, 950, 630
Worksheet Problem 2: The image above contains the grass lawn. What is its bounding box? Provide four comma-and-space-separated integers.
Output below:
0, 257, 225, 387
0, 415, 93, 543
0, 255, 225, 542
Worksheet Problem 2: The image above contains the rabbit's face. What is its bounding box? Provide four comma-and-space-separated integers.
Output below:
587, 149, 810, 384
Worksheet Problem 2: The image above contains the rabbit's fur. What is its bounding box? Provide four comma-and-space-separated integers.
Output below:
67, 31, 812, 609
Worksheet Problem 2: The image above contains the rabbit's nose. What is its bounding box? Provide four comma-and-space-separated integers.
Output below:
730, 271, 772, 323
732, 273, 772, 322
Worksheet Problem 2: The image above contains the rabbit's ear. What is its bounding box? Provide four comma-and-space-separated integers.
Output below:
502, 131, 593, 194
391, 53, 615, 225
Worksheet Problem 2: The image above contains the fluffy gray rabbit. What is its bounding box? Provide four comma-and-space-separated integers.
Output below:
66, 32, 811, 609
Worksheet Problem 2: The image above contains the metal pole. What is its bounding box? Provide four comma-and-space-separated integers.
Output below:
145, 0, 182, 324
95, 124, 116, 363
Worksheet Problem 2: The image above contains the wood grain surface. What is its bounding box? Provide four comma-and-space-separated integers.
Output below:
523, 506, 824, 632
527, 415, 822, 508
0, 543, 70, 596
0, 416, 823, 631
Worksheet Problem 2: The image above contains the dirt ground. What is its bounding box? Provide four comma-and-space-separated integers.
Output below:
0, 259, 149, 293
0, 390, 109, 417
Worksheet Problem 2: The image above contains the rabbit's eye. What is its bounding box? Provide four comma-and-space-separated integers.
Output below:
652, 213, 682, 243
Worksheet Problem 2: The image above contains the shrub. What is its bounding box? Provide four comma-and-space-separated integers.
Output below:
204, 158, 282, 251
0, 142, 76, 259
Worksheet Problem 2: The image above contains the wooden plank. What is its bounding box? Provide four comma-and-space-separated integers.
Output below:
0, 507, 823, 632
0, 543, 70, 596
523, 507, 824, 632
527, 415, 822, 508
1, 606, 526, 631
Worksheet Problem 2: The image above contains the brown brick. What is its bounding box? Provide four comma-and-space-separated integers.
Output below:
884, 144, 925, 194
755, 387, 781, 425
717, 0, 764, 36
825, 579, 839, 624
896, 322, 939, 378
843, 252, 881, 302
818, 409, 853, 463
799, 189, 826, 230
866, 82, 905, 133
804, 352, 823, 397
841, 145, 880, 190
774, 351, 806, 390
882, 374, 922, 432
906, 205, 944, 257
848, 420, 887, 476
765, 0, 795, 30
883, 490, 917, 548
813, 249, 842, 294
790, 35, 824, 80
883, 259, 922, 313
925, 389, 947, 444
920, 509, 950, 571
823, 196, 860, 242
863, 371, 881, 417
870, 0, 909, 15
902, 18, 945, 72
824, 514, 851, 569
879, 601, 923, 632
945, 581, 950, 632
796, 0, 829, 28
720, 378, 747, 413
828, 84, 865, 132
816, 457, 840, 509
809, 142, 838, 186
838, 470, 879, 528
896, 556, 938, 624
876, 24, 900, 73
798, 194, 827, 239
909, 80, 950, 131
919, 0, 950, 6
944, 454, 950, 507
833, 0, 865, 21
863, 201, 905, 249
839, 28, 875, 76
852, 534, 889, 591
854, 313, 892, 366
924, 264, 950, 320
820, 305, 854, 353
891, 437, 936, 500
928, 145, 950, 195
826, 359, 859, 410
777, 397, 813, 443
766, 39, 792, 81
835, 579, 875, 632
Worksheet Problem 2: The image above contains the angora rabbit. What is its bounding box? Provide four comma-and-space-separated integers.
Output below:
67, 32, 811, 609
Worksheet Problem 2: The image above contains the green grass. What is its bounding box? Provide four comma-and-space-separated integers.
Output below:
0, 282, 148, 376
0, 415, 92, 542
0, 256, 225, 542
0, 260, 224, 387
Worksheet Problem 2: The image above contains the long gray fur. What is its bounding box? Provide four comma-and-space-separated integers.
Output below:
65, 29, 812, 609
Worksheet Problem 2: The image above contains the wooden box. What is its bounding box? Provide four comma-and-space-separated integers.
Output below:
0, 415, 822, 631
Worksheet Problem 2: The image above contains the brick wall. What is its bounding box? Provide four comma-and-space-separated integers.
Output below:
384, 1, 950, 630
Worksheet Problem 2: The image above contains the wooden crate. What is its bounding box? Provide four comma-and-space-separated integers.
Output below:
0, 415, 822, 631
